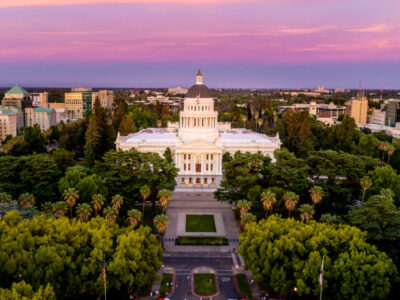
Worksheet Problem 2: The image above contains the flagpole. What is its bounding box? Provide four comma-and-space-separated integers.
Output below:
319, 256, 324, 300
103, 254, 107, 300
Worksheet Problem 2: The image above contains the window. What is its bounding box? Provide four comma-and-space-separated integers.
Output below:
196, 178, 201, 185
206, 164, 208, 171
211, 164, 213, 171
181, 178, 185, 186
184, 154, 186, 159
188, 154, 191, 159
189, 178, 193, 184
204, 178, 208, 185
184, 163, 186, 171
206, 154, 209, 159
188, 164, 191, 171
211, 154, 214, 159
196, 163, 201, 173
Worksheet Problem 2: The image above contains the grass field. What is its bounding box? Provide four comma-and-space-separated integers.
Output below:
175, 236, 229, 246
185, 214, 216, 232
159, 273, 173, 297
236, 274, 252, 298
194, 273, 217, 296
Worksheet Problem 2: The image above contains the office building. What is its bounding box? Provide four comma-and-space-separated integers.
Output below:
24, 107, 57, 131
345, 96, 368, 125
92, 90, 114, 109
65, 88, 92, 119
2, 85, 32, 110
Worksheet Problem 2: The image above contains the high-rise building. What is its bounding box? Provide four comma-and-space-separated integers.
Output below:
30, 92, 48, 106
92, 90, 114, 109
2, 85, 32, 110
345, 95, 368, 125
0, 106, 23, 141
65, 88, 93, 119
385, 99, 400, 127
24, 107, 57, 132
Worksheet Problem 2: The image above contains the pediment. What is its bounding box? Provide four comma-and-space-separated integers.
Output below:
177, 139, 222, 151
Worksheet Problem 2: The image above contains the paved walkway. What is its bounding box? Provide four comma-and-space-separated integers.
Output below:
164, 191, 240, 253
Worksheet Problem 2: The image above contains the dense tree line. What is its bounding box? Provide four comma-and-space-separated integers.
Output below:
0, 211, 162, 299
239, 216, 398, 299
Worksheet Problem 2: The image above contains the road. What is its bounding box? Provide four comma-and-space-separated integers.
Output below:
163, 252, 242, 299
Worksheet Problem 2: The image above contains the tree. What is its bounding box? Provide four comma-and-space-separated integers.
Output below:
320, 213, 343, 225
237, 199, 252, 217
299, 204, 314, 222
140, 185, 151, 216
283, 192, 299, 218
111, 194, 124, 217
84, 97, 116, 164
0, 192, 12, 204
163, 147, 173, 163
369, 165, 400, 204
154, 214, 170, 247
127, 209, 142, 229
63, 188, 79, 219
24, 124, 46, 154
91, 194, 105, 217
348, 189, 400, 259
360, 176, 372, 201
239, 216, 398, 299
103, 206, 117, 223
309, 186, 324, 208
75, 174, 108, 204
18, 193, 35, 208
75, 203, 92, 222
157, 189, 172, 213
52, 201, 68, 217
50, 149, 76, 173
260, 190, 276, 218
240, 213, 256, 231
387, 145, 395, 164
118, 115, 137, 136
0, 281, 55, 300
335, 115, 358, 152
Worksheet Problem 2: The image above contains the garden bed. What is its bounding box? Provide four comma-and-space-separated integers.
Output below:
175, 236, 229, 246
185, 214, 216, 232
193, 273, 217, 296
235, 274, 252, 298
159, 273, 173, 297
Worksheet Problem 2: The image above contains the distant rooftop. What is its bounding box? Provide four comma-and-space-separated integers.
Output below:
33, 107, 53, 113
5, 84, 29, 95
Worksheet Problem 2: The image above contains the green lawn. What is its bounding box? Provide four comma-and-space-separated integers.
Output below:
176, 236, 229, 246
186, 214, 216, 232
159, 273, 173, 297
236, 274, 252, 298
194, 273, 217, 296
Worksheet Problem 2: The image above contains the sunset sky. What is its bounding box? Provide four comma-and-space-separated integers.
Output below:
1, 0, 399, 88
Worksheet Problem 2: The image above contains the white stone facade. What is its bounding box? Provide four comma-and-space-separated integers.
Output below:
116, 72, 281, 190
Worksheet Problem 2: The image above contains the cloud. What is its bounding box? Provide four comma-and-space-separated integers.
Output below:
279, 26, 333, 34
0, 0, 337, 8
347, 24, 396, 33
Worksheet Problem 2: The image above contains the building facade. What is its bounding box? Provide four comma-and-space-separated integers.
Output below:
2, 85, 32, 110
30, 92, 48, 106
116, 71, 281, 190
92, 90, 114, 109
368, 109, 386, 126
25, 107, 57, 131
65, 88, 92, 119
0, 106, 23, 141
385, 99, 400, 127
278, 101, 345, 120
345, 96, 368, 125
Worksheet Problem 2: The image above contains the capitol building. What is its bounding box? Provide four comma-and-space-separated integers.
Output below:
116, 71, 281, 190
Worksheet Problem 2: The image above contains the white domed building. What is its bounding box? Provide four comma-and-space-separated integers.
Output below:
116, 71, 281, 190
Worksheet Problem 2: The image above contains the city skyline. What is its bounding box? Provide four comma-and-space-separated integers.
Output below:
1, 0, 399, 88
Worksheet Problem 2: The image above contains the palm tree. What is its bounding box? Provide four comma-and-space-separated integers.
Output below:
158, 189, 172, 213
240, 213, 257, 231
236, 199, 252, 217
111, 194, 124, 217
387, 145, 395, 164
360, 176, 372, 201
18, 193, 35, 208
76, 203, 93, 222
53, 201, 68, 217
154, 214, 170, 247
378, 142, 390, 163
127, 209, 143, 229
0, 192, 12, 203
63, 188, 79, 219
41, 202, 53, 214
299, 204, 315, 222
309, 186, 324, 208
140, 185, 151, 216
103, 206, 117, 222
91, 194, 105, 217
260, 190, 276, 218
283, 192, 299, 218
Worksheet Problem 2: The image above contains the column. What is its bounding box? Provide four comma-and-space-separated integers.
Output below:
201, 154, 204, 175
194, 154, 196, 174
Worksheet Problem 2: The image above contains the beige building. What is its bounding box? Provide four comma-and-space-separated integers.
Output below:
2, 85, 32, 110
92, 90, 114, 109
0, 106, 23, 141
39, 103, 67, 123
116, 71, 281, 190
24, 107, 56, 131
346, 96, 368, 125
65, 88, 93, 119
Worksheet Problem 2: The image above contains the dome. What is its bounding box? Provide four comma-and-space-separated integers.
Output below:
186, 84, 212, 98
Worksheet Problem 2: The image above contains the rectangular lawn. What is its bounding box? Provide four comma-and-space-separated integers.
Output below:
194, 273, 217, 296
236, 274, 252, 298
185, 214, 216, 232
159, 273, 173, 297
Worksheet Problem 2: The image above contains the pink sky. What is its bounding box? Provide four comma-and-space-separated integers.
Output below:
0, 0, 399, 87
